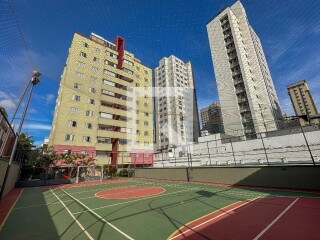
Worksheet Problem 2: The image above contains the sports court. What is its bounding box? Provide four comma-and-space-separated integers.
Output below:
0, 178, 319, 240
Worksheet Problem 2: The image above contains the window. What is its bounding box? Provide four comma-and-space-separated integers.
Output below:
144, 141, 149, 146
85, 123, 92, 129
144, 121, 149, 126
70, 107, 79, 113
135, 141, 140, 146
86, 110, 93, 116
105, 50, 117, 59
89, 87, 96, 93
136, 66, 140, 70
92, 67, 99, 72
82, 42, 88, 48
123, 68, 133, 75
74, 83, 82, 89
102, 89, 115, 97
80, 52, 87, 58
144, 112, 149, 116
144, 103, 148, 107
94, 47, 100, 52
144, 70, 148, 74
144, 131, 149, 136
78, 61, 85, 67
93, 57, 99, 62
65, 134, 75, 141
103, 79, 115, 86
136, 120, 139, 124
97, 137, 111, 144
136, 130, 140, 135
68, 120, 77, 127
91, 76, 97, 82
136, 110, 139, 114
100, 112, 113, 119
87, 99, 95, 104
144, 78, 148, 82
83, 136, 90, 143
76, 72, 84, 78
124, 59, 133, 66
104, 69, 116, 77
135, 74, 140, 79
105, 60, 117, 68
72, 95, 80, 101
135, 83, 140, 87
136, 100, 140, 105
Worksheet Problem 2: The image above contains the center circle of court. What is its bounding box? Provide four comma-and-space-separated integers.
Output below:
95, 186, 165, 199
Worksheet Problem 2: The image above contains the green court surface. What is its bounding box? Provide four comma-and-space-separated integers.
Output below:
0, 179, 319, 240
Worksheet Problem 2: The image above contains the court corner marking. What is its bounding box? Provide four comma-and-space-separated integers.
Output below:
166, 197, 259, 240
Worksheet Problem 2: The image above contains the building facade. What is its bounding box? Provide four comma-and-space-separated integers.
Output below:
200, 101, 224, 134
154, 55, 200, 151
206, 1, 282, 139
287, 80, 319, 126
49, 32, 153, 166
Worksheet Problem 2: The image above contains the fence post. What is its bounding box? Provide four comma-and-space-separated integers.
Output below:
300, 126, 315, 165
229, 137, 236, 165
260, 133, 269, 166
207, 141, 211, 165
142, 153, 145, 167
173, 147, 177, 167
161, 150, 164, 168
134, 153, 137, 178
188, 144, 193, 168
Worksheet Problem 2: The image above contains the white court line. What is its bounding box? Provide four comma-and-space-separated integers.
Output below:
50, 188, 94, 240
170, 197, 260, 240
72, 188, 197, 215
252, 197, 299, 240
58, 188, 135, 240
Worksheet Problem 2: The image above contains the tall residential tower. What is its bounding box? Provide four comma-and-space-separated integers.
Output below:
154, 55, 200, 151
49, 32, 153, 166
287, 80, 319, 125
200, 101, 224, 134
206, 1, 282, 138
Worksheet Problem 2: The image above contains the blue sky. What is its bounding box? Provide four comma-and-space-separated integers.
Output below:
0, 0, 319, 146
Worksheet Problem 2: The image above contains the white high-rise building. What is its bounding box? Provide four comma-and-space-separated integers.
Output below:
154, 55, 200, 150
206, 1, 282, 138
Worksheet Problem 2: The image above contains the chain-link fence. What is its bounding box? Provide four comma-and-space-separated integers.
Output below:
153, 124, 320, 167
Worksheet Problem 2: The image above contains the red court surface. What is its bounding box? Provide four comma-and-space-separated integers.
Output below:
95, 186, 165, 199
169, 197, 320, 240
0, 188, 23, 229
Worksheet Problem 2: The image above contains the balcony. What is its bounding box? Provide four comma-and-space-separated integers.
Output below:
96, 143, 112, 151
227, 47, 236, 54
232, 71, 242, 77
98, 117, 132, 128
238, 98, 248, 104
240, 107, 250, 113
228, 54, 237, 60
100, 104, 129, 117
236, 88, 245, 94
100, 94, 132, 108
97, 129, 129, 139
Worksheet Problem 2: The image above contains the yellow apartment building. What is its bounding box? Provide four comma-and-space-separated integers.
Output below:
49, 32, 153, 166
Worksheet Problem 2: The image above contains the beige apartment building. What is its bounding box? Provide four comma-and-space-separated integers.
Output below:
206, 1, 283, 139
49, 32, 153, 166
200, 101, 224, 134
287, 80, 319, 126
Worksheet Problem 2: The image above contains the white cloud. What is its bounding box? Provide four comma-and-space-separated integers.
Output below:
27, 123, 51, 130
0, 99, 16, 109
45, 94, 55, 104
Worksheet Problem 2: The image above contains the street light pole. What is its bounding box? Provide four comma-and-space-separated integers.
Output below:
0, 71, 40, 201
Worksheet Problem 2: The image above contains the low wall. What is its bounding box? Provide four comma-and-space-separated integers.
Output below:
135, 168, 188, 181
0, 160, 21, 199
135, 166, 320, 190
